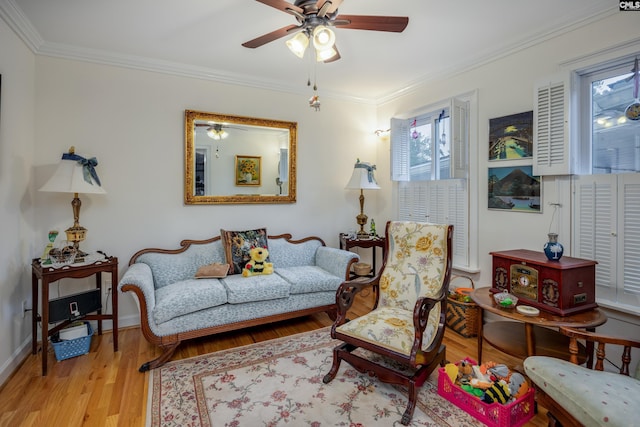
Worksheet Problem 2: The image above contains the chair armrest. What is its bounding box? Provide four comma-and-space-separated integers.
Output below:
316, 246, 359, 280
332, 277, 378, 327
560, 326, 640, 375
117, 262, 156, 309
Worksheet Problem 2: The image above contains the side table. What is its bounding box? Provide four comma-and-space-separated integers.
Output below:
31, 255, 118, 375
470, 287, 606, 366
339, 234, 386, 279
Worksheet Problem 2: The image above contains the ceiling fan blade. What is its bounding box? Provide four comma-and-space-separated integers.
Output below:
333, 15, 409, 32
242, 24, 300, 48
323, 45, 341, 63
316, 0, 343, 17
255, 0, 304, 14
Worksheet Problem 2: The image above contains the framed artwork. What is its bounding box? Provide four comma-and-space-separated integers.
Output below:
488, 165, 541, 212
488, 111, 533, 161
235, 155, 261, 186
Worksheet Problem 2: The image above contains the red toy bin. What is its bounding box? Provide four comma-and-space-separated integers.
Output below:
437, 363, 535, 427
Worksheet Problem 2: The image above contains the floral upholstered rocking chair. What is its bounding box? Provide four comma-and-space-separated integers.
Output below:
323, 221, 453, 425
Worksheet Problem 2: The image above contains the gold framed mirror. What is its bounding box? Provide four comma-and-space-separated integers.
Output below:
184, 110, 297, 204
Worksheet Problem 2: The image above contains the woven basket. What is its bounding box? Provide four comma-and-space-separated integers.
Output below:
446, 275, 479, 338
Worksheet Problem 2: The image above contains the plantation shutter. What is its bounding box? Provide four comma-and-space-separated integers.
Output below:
573, 174, 616, 300
450, 98, 468, 179
574, 174, 640, 308
391, 117, 409, 181
448, 179, 468, 267
533, 74, 573, 176
620, 175, 640, 305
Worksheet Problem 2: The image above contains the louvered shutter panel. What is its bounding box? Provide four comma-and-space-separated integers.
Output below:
391, 117, 409, 181
451, 98, 468, 179
533, 74, 573, 176
448, 179, 468, 266
620, 175, 640, 305
428, 182, 446, 224
573, 174, 616, 300
413, 182, 429, 221
397, 182, 412, 219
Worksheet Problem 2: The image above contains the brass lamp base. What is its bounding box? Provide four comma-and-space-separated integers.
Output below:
65, 194, 89, 262
355, 190, 369, 238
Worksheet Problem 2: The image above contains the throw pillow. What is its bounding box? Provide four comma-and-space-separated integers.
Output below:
194, 262, 230, 279
220, 228, 270, 274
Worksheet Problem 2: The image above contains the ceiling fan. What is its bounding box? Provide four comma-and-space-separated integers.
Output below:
242, 0, 409, 63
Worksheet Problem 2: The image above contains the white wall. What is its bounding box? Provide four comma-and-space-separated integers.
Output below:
31, 57, 379, 328
0, 17, 37, 384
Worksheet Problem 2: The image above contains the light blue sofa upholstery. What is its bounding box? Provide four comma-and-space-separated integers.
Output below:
118, 233, 358, 372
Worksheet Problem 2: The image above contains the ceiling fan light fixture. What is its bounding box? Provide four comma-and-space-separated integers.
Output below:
316, 46, 337, 62
312, 25, 335, 51
286, 32, 309, 58
207, 126, 229, 140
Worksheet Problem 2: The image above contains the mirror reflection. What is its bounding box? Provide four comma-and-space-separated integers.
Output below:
185, 110, 297, 204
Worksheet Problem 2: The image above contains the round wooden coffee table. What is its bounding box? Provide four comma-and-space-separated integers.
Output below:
470, 287, 607, 365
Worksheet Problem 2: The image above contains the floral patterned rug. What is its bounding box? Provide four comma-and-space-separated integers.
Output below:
146, 327, 482, 427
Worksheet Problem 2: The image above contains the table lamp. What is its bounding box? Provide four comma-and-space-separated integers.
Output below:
39, 146, 106, 262
345, 160, 380, 238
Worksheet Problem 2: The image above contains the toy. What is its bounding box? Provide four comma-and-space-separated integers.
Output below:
482, 380, 511, 404
508, 372, 529, 399
456, 359, 474, 385
444, 363, 459, 383
242, 247, 273, 277
488, 364, 511, 382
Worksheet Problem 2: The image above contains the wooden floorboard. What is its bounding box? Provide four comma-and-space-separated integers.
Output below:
0, 295, 549, 426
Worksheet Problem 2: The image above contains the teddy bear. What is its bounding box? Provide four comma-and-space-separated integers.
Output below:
242, 246, 273, 277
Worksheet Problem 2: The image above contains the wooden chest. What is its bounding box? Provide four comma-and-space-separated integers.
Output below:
490, 249, 597, 316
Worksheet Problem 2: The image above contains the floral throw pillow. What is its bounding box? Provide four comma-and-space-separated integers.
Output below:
220, 228, 270, 275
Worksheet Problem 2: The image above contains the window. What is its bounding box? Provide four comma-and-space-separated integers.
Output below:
572, 55, 640, 313
581, 60, 639, 174
391, 96, 472, 269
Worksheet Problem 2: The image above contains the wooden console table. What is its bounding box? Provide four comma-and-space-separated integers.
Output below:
470, 287, 606, 365
31, 256, 118, 375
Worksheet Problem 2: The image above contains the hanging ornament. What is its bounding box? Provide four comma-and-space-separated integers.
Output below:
309, 92, 321, 111
625, 57, 640, 121
411, 119, 418, 140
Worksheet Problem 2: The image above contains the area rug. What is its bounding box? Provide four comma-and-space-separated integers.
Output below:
146, 327, 483, 427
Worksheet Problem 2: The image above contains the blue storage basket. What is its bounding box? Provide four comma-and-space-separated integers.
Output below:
51, 321, 93, 361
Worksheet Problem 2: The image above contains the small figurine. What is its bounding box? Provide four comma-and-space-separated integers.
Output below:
370, 219, 376, 236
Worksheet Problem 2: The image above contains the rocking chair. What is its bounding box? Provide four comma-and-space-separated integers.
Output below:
323, 221, 453, 425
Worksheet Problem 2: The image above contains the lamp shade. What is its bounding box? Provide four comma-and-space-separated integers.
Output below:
345, 161, 380, 190
286, 32, 309, 58
39, 151, 106, 194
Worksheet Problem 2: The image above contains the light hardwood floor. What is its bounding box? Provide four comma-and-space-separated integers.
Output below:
0, 295, 549, 426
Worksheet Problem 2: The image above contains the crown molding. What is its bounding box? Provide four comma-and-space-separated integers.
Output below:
0, 0, 43, 51
375, 6, 618, 105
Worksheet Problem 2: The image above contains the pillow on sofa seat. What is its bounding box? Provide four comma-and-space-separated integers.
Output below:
222, 273, 290, 304
221, 228, 270, 275
276, 266, 344, 294
153, 279, 228, 324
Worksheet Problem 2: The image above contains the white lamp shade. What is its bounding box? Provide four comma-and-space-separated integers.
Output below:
345, 161, 380, 190
286, 32, 309, 58
39, 154, 106, 194
312, 25, 335, 51
316, 46, 337, 62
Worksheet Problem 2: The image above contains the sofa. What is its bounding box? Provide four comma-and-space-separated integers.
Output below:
118, 231, 359, 372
